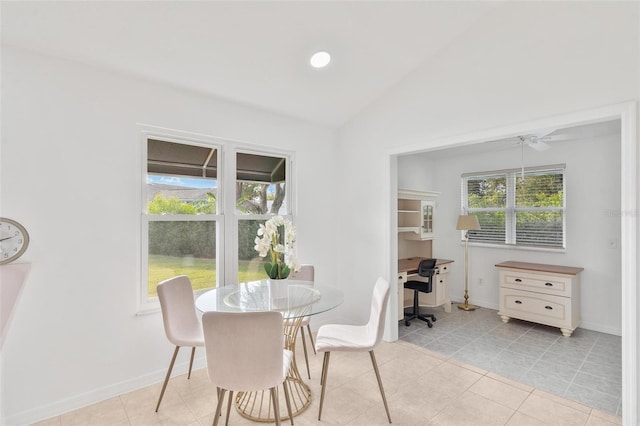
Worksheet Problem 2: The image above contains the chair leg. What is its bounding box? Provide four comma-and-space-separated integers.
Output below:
270, 387, 281, 426
155, 346, 180, 412
369, 350, 392, 423
213, 388, 226, 426
404, 290, 419, 326
300, 327, 311, 379
307, 324, 316, 354
225, 390, 233, 426
282, 381, 294, 425
188, 346, 196, 379
318, 352, 331, 420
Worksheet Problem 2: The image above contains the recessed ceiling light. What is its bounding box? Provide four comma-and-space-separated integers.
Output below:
310, 51, 331, 68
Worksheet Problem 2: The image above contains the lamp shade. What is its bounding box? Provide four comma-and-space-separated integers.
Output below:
456, 215, 480, 231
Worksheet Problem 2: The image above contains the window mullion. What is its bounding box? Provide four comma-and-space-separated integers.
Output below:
506, 172, 516, 244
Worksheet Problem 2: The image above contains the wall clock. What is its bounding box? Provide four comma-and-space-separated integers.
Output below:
0, 218, 30, 265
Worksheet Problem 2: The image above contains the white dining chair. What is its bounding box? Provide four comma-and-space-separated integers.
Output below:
287, 264, 315, 379
315, 277, 392, 423
202, 311, 294, 426
155, 275, 205, 412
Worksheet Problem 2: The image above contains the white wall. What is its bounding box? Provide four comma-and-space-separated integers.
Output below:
0, 48, 340, 424
398, 130, 622, 335
336, 0, 638, 420
1, 1, 638, 424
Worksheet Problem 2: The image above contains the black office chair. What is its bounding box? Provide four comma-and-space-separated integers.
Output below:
404, 258, 437, 327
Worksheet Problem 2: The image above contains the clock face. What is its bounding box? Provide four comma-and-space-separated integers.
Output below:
0, 218, 30, 265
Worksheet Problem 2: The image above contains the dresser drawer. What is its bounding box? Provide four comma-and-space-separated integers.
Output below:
499, 288, 572, 328
500, 269, 572, 297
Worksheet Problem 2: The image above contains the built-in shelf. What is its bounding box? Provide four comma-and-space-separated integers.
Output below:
397, 189, 440, 240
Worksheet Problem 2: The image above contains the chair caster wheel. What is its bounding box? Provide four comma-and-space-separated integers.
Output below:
427, 322, 433, 328
405, 320, 410, 327
432, 318, 437, 322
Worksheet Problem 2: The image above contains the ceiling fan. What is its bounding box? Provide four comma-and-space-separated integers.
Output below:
516, 129, 567, 180
517, 128, 569, 151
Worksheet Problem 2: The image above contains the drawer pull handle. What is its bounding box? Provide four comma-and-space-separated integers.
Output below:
515, 300, 522, 304
545, 283, 553, 287
439, 280, 443, 283
515, 278, 522, 282
443, 267, 447, 271
545, 306, 553, 310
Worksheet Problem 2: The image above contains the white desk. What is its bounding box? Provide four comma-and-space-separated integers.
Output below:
397, 258, 454, 321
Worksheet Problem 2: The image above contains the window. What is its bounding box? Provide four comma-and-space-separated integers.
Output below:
461, 165, 565, 249
141, 132, 294, 310
143, 138, 220, 304
235, 151, 290, 283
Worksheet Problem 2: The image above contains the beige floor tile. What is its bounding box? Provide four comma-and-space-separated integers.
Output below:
181, 391, 217, 419
378, 347, 442, 380
486, 372, 535, 393
30, 417, 62, 426
421, 360, 483, 400
127, 401, 197, 426
518, 392, 590, 426
60, 396, 129, 426
30, 340, 620, 426
532, 389, 592, 414
429, 391, 514, 426
586, 414, 623, 426
468, 375, 531, 410
505, 411, 551, 425
315, 385, 379, 425
121, 382, 184, 418
447, 357, 489, 376
387, 378, 459, 422
588, 409, 622, 425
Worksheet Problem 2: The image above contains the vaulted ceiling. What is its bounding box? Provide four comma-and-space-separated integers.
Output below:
1, 1, 500, 129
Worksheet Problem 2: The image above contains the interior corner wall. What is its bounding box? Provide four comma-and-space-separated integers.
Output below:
335, 0, 639, 419
0, 47, 340, 425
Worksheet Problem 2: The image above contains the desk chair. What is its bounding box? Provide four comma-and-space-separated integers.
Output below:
404, 258, 437, 327
315, 277, 392, 423
156, 276, 205, 412
287, 264, 315, 379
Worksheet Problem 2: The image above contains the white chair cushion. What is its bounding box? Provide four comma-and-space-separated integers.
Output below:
315, 324, 376, 352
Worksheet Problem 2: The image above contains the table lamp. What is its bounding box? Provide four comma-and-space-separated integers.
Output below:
456, 214, 481, 311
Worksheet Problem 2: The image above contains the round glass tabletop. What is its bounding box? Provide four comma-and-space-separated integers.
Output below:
195, 279, 343, 319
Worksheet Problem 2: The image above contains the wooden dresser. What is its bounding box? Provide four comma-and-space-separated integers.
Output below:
495, 261, 583, 337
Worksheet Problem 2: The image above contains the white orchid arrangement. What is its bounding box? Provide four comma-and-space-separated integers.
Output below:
254, 215, 299, 279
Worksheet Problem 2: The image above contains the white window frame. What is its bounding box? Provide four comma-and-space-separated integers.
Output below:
229, 147, 294, 283
139, 130, 223, 313
138, 127, 296, 313
461, 164, 566, 250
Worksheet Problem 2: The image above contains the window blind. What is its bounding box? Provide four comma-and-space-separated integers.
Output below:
461, 165, 565, 249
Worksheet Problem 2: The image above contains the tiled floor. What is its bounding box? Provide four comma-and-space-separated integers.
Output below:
32, 323, 622, 426
399, 305, 623, 417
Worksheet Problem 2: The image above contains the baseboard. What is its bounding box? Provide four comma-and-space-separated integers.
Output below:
579, 320, 621, 336
3, 357, 206, 426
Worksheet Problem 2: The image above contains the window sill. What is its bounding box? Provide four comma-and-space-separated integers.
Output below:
136, 305, 161, 316
464, 241, 566, 254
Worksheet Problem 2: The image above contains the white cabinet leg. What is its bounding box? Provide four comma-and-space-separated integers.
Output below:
560, 328, 574, 337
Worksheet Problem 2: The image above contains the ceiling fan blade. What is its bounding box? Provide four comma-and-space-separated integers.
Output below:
528, 139, 551, 151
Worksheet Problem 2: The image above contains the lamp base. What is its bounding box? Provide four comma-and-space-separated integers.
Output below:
457, 303, 477, 311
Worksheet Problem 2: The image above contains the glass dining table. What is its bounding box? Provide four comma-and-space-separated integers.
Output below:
195, 279, 343, 422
